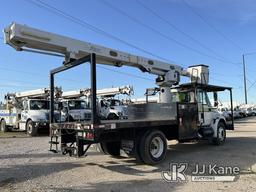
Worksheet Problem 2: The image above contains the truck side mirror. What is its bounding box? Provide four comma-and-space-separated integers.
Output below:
213, 92, 218, 107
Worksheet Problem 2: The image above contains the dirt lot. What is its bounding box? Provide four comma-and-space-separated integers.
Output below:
0, 117, 255, 192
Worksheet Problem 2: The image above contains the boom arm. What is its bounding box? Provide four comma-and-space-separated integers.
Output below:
15, 88, 50, 99
97, 85, 133, 97
62, 85, 133, 99
4, 23, 183, 85
3, 23, 209, 103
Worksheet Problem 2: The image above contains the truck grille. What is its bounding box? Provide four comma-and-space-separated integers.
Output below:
84, 113, 91, 120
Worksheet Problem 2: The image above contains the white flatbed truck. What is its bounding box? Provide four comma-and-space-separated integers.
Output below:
3, 23, 234, 164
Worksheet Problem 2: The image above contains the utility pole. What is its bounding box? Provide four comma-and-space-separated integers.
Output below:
242, 54, 247, 104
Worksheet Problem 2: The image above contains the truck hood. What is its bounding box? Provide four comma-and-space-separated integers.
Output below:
109, 105, 128, 116
27, 110, 49, 121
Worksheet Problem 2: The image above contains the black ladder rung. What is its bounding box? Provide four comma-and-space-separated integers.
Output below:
49, 141, 59, 144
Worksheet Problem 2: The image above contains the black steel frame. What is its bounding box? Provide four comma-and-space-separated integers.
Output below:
49, 53, 99, 125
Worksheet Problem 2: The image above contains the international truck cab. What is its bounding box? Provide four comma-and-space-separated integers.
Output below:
171, 83, 233, 143
0, 88, 52, 136
60, 99, 91, 122
0, 87, 62, 136
19, 98, 50, 135
99, 98, 128, 120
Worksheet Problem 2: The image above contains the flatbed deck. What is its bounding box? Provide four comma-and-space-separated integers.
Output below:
51, 118, 177, 130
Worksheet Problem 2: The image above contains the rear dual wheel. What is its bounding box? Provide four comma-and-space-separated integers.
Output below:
99, 129, 167, 165
138, 129, 167, 165
100, 141, 121, 156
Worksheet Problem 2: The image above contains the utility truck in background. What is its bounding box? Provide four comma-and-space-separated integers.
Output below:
96, 85, 133, 120
4, 23, 234, 164
60, 85, 133, 121
0, 88, 52, 136
61, 89, 92, 122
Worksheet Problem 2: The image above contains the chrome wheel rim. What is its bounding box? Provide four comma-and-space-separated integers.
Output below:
1, 121, 5, 131
28, 123, 33, 134
150, 136, 164, 158
218, 126, 225, 141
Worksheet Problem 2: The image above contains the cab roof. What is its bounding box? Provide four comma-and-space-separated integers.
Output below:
173, 83, 232, 92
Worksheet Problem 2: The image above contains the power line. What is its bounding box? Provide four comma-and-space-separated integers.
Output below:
135, 0, 238, 65
0, 66, 84, 84
0, 62, 153, 84
25, 0, 178, 64
98, 65, 153, 82
182, 0, 244, 52
247, 80, 256, 91
0, 84, 40, 89
100, 0, 241, 66
210, 77, 241, 87
0, 77, 46, 86
211, 72, 243, 77
247, 78, 254, 86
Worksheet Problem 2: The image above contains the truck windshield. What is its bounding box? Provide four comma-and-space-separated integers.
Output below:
30, 100, 49, 110
108, 99, 122, 106
68, 100, 87, 110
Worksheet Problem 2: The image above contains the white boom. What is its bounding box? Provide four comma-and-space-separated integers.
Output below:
3, 23, 209, 103
62, 85, 133, 99
15, 88, 49, 99
97, 85, 133, 97
62, 88, 90, 99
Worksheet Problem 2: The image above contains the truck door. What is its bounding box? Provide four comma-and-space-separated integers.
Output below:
21, 100, 29, 122
99, 100, 109, 119
8, 108, 16, 125
197, 90, 214, 126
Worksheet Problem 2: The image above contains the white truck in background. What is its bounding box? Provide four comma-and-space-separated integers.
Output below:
0, 88, 50, 135
61, 89, 92, 122
0, 87, 62, 136
60, 85, 133, 121
97, 85, 133, 120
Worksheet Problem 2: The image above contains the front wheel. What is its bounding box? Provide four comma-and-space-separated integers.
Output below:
139, 129, 167, 165
0, 119, 8, 132
107, 113, 119, 120
26, 120, 38, 136
212, 122, 226, 145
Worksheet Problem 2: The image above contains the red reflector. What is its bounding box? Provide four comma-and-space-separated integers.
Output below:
88, 133, 94, 139
84, 132, 94, 139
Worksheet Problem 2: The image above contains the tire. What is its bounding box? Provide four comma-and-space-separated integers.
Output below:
26, 120, 38, 136
107, 113, 119, 120
212, 122, 226, 145
100, 141, 121, 156
66, 116, 74, 122
139, 129, 167, 165
123, 132, 144, 163
0, 119, 8, 132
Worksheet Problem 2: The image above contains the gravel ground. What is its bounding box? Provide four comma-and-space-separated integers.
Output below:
0, 117, 256, 192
